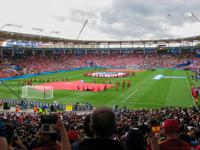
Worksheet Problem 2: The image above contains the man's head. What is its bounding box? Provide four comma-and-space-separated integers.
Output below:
90, 107, 116, 138
126, 128, 145, 150
84, 114, 93, 138
162, 119, 179, 134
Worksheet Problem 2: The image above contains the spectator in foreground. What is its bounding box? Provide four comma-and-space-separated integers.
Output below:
78, 107, 124, 150
0, 137, 8, 150
125, 128, 145, 150
31, 116, 71, 150
159, 119, 191, 150
72, 114, 93, 150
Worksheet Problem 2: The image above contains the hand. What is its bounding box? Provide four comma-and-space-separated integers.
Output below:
0, 137, 8, 150
53, 115, 71, 150
52, 115, 66, 134
14, 136, 23, 146
14, 136, 27, 150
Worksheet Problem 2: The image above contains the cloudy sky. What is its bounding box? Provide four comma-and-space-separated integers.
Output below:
0, 0, 200, 40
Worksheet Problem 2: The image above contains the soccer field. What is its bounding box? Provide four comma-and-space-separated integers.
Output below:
0, 69, 196, 108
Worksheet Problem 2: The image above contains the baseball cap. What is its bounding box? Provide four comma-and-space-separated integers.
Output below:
162, 119, 179, 132
67, 130, 79, 142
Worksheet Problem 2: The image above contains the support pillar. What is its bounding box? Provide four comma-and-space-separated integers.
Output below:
12, 49, 14, 57
0, 49, 2, 57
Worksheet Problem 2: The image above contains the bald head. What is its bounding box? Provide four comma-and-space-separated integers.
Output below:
91, 107, 116, 138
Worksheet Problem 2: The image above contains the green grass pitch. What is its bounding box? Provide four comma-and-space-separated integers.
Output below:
0, 69, 197, 109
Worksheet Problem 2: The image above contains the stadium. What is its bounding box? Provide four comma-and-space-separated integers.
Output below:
0, 0, 200, 150
0, 30, 200, 109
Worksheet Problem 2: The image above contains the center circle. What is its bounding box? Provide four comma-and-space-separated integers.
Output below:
84, 72, 129, 78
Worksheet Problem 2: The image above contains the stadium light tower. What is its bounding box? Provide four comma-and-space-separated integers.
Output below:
0, 24, 11, 29
32, 27, 44, 34
185, 11, 200, 23
76, 19, 88, 40
12, 24, 23, 28
0, 24, 23, 30
49, 30, 60, 35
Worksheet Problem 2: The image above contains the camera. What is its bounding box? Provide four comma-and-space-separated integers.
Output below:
40, 115, 57, 133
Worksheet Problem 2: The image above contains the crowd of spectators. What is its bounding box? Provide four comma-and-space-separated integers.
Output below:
0, 53, 198, 78
0, 57, 21, 78
0, 106, 200, 150
1, 52, 200, 149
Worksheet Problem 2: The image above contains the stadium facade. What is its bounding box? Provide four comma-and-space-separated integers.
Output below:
0, 30, 200, 56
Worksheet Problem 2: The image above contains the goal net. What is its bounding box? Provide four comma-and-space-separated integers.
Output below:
21, 85, 53, 99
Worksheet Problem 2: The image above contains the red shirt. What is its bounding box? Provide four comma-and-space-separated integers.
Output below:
32, 144, 61, 150
159, 138, 190, 150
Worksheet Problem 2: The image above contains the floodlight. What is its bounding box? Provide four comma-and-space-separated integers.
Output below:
32, 27, 44, 34
185, 11, 200, 23
0, 23, 22, 29
13, 24, 23, 28
49, 30, 60, 34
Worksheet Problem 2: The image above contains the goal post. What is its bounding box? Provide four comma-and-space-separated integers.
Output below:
21, 85, 53, 99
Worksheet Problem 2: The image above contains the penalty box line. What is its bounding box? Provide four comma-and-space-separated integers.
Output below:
122, 89, 138, 103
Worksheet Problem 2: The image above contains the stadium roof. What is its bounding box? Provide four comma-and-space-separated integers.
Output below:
1, 30, 200, 45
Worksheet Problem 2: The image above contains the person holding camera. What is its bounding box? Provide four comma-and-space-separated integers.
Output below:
30, 115, 71, 150
0, 137, 8, 150
0, 121, 27, 150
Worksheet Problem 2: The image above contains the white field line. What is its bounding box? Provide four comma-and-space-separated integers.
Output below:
72, 91, 88, 101
122, 89, 138, 103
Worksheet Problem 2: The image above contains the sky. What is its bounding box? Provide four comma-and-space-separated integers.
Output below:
0, 0, 200, 41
